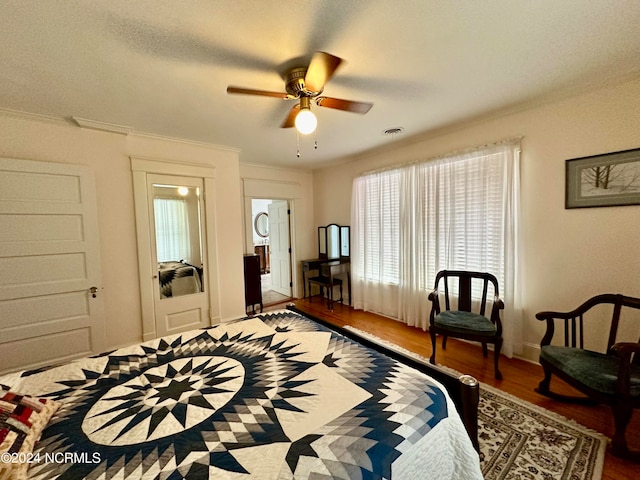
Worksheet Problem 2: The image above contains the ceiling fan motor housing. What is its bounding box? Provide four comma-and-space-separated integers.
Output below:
285, 67, 322, 97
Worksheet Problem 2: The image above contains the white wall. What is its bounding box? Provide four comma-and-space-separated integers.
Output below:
0, 111, 246, 350
312, 77, 640, 362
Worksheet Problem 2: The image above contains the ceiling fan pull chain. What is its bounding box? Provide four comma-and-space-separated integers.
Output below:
314, 129, 318, 150
296, 129, 301, 158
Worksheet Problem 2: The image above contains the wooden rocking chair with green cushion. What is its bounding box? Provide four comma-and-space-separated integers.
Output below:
428, 270, 505, 379
535, 293, 640, 459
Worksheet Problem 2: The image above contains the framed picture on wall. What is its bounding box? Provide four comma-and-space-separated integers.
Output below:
565, 147, 640, 208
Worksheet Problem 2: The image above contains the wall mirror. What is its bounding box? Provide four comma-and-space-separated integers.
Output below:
318, 227, 327, 256
318, 224, 350, 259
153, 184, 205, 299
254, 211, 269, 238
326, 224, 340, 259
340, 226, 350, 257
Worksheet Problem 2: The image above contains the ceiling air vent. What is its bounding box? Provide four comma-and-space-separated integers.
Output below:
383, 127, 404, 139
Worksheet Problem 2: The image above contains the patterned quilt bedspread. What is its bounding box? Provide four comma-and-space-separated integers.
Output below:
0, 310, 481, 479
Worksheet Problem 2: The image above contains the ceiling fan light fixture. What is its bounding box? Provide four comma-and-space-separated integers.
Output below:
295, 96, 317, 134
295, 108, 317, 135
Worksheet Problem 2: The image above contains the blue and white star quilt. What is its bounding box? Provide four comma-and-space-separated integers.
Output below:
0, 310, 481, 479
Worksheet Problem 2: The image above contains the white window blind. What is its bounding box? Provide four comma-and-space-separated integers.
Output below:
355, 168, 401, 285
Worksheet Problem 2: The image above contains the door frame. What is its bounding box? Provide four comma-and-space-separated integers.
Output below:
132, 157, 220, 341
242, 179, 301, 298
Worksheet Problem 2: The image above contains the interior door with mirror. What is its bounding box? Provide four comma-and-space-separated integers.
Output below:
148, 174, 209, 337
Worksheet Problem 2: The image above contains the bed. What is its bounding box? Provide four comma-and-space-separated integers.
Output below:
0, 308, 482, 479
158, 261, 203, 298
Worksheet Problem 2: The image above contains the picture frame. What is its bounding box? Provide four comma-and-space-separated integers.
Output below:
565, 147, 640, 209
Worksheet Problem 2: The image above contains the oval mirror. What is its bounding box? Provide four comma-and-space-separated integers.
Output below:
254, 212, 269, 238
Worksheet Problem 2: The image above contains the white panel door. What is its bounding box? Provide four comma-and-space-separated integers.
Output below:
148, 174, 210, 338
268, 200, 291, 296
0, 158, 105, 374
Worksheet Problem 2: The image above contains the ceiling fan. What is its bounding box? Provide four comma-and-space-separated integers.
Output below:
227, 52, 373, 135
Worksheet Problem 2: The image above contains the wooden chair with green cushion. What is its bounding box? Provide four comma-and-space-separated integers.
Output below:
535, 293, 640, 458
428, 270, 505, 379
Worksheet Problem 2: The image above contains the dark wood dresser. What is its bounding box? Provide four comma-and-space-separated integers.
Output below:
243, 254, 262, 314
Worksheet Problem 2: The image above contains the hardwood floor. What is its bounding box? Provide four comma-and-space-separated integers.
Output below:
289, 298, 640, 480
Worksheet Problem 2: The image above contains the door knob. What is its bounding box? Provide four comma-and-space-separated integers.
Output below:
89, 286, 98, 298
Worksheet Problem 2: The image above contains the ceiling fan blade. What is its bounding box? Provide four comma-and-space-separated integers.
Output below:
304, 52, 343, 93
227, 86, 290, 99
315, 96, 373, 114
280, 105, 300, 128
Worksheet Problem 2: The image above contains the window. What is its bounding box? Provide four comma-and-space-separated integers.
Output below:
354, 168, 401, 284
351, 141, 521, 355
153, 198, 191, 262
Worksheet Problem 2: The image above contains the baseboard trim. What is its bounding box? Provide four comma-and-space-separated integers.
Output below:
518, 342, 541, 364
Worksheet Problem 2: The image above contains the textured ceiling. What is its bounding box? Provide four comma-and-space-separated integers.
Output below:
1, 1, 640, 169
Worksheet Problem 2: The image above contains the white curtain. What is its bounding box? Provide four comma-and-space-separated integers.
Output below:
153, 198, 191, 263
351, 141, 522, 357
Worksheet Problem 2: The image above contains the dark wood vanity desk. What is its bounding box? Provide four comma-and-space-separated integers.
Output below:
302, 223, 352, 308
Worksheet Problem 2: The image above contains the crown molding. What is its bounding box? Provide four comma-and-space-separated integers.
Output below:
129, 131, 239, 153
0, 107, 71, 125
72, 116, 132, 134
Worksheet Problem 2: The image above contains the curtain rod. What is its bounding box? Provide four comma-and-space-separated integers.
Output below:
360, 136, 523, 177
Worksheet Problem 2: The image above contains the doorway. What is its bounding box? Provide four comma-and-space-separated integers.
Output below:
250, 199, 292, 306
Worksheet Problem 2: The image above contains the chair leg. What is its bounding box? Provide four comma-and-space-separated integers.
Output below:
482, 343, 488, 358
611, 402, 633, 458
322, 286, 330, 309
442, 335, 448, 349
493, 338, 503, 380
429, 329, 437, 365
536, 365, 553, 395
535, 366, 600, 404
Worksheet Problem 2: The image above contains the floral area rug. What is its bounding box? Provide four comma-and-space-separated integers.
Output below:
343, 326, 607, 480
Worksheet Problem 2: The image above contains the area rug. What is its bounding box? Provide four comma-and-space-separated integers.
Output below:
343, 325, 607, 480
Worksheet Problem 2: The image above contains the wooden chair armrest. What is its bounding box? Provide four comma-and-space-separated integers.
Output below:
535, 313, 558, 347
489, 297, 504, 336
535, 309, 585, 321
611, 342, 640, 397
535, 311, 563, 321
428, 289, 440, 324
535, 295, 624, 347
536, 294, 624, 321
611, 342, 640, 357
